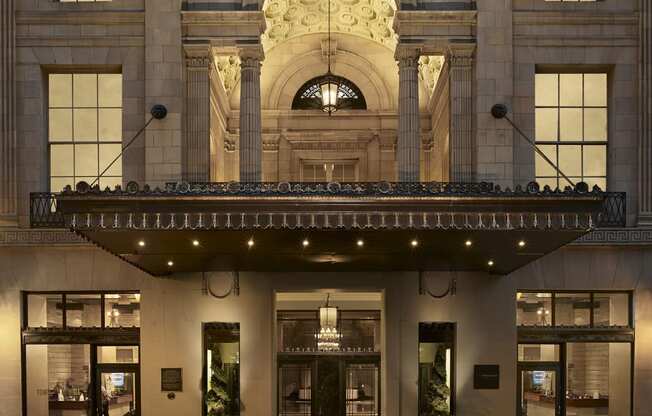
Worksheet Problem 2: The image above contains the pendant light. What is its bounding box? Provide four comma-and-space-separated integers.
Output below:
317, 293, 340, 351
320, 0, 339, 114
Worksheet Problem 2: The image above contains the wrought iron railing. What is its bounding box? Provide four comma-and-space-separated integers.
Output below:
29, 186, 627, 229
30, 192, 64, 228
598, 192, 626, 228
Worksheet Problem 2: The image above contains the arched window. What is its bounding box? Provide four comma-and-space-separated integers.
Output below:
291, 75, 367, 111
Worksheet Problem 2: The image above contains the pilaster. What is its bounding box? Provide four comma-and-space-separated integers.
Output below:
238, 46, 263, 182
0, 0, 16, 225
448, 44, 475, 183
396, 47, 421, 182
639, 0, 652, 225
183, 44, 211, 182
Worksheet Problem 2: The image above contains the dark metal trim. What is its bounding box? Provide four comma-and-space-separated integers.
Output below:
22, 327, 140, 345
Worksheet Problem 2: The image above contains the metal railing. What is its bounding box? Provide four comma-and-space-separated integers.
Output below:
29, 188, 627, 229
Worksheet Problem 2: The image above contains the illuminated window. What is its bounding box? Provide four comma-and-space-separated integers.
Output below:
292, 75, 366, 111
544, 0, 596, 2
58, 0, 111, 3
48, 73, 122, 192
535, 73, 607, 190
301, 161, 358, 182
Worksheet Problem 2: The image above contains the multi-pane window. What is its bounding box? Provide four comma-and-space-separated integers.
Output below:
301, 161, 358, 182
535, 73, 607, 190
48, 73, 122, 192
516, 291, 631, 328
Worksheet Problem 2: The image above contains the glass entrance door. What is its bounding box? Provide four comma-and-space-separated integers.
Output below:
95, 364, 139, 416
518, 365, 560, 416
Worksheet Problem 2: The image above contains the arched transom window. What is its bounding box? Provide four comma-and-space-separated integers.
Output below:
291, 75, 367, 111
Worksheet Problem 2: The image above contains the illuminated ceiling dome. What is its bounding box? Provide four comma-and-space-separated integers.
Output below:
262, 0, 397, 51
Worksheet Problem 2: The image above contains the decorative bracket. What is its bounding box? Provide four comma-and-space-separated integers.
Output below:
203, 271, 240, 299
419, 270, 456, 299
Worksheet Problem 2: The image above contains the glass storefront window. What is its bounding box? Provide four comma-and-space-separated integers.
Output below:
98, 346, 139, 363
66, 294, 101, 328
555, 293, 591, 326
566, 343, 631, 415
27, 294, 63, 328
104, 293, 141, 328
345, 363, 379, 416
25, 344, 91, 416
518, 344, 560, 362
419, 323, 455, 416
593, 293, 630, 327
517, 292, 552, 326
204, 323, 240, 416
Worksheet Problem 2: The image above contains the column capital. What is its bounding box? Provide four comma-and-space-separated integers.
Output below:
447, 43, 475, 67
238, 44, 264, 65
395, 45, 421, 67
183, 43, 212, 68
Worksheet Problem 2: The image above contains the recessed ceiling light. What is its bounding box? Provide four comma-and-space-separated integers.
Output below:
247, 238, 255, 248
302, 239, 310, 247
487, 260, 494, 267
192, 239, 200, 247
138, 240, 145, 247
357, 239, 364, 247
465, 239, 472, 247
167, 260, 174, 267
518, 240, 526, 248
410, 239, 419, 248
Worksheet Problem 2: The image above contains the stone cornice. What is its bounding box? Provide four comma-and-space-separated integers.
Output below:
16, 11, 145, 25
513, 11, 638, 27
182, 10, 267, 41
572, 227, 652, 246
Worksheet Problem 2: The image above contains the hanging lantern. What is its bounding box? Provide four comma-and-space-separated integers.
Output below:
319, 72, 340, 114
317, 294, 340, 351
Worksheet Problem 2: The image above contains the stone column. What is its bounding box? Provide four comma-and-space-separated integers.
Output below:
396, 47, 420, 182
639, 0, 652, 225
183, 45, 211, 182
448, 45, 475, 183
0, 0, 16, 225
238, 47, 263, 182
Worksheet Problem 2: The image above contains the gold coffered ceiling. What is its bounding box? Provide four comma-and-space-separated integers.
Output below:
262, 0, 398, 51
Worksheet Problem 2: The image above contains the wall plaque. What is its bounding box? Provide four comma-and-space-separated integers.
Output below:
474, 365, 500, 389
161, 368, 183, 391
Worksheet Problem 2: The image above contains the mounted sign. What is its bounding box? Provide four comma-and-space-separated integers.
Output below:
161, 368, 183, 392
474, 365, 500, 389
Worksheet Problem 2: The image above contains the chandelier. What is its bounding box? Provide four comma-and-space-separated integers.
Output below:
320, 0, 340, 114
317, 294, 340, 351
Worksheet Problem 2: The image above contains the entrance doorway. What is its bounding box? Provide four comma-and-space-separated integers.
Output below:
517, 364, 561, 416
95, 363, 139, 416
275, 292, 382, 416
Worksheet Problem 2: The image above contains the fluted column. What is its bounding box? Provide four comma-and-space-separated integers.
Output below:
239, 48, 263, 182
639, 0, 652, 225
448, 45, 475, 182
183, 45, 211, 182
0, 0, 16, 225
396, 47, 420, 182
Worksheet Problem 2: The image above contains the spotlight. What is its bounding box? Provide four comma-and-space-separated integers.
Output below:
192, 239, 200, 247
302, 239, 310, 248
518, 240, 526, 248
167, 260, 174, 267
465, 239, 472, 247
247, 238, 255, 248
487, 260, 494, 267
410, 239, 419, 248
138, 240, 145, 247
357, 239, 364, 247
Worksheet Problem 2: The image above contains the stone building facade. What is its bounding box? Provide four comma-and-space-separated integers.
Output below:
0, 0, 652, 416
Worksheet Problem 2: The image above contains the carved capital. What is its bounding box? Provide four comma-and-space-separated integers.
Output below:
395, 46, 421, 68
238, 44, 264, 63
184, 44, 211, 68
447, 44, 475, 68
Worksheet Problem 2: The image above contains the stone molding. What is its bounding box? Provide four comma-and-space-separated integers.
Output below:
1, 0, 17, 223
0, 229, 87, 246
15, 10, 145, 25
638, 0, 652, 225
572, 228, 652, 246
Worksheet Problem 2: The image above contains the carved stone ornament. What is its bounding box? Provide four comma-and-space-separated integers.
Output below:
214, 55, 241, 94
262, 0, 398, 51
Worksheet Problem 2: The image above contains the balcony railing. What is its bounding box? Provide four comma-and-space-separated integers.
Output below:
29, 182, 626, 229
